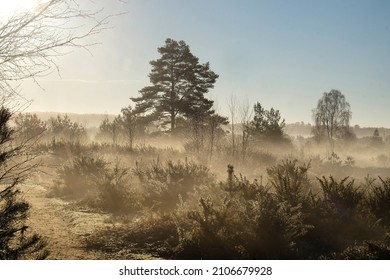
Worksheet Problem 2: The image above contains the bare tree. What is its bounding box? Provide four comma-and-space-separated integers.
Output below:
238, 99, 253, 161
0, 0, 118, 259
312, 89, 352, 155
121, 105, 142, 151
227, 95, 238, 161
0, 0, 115, 107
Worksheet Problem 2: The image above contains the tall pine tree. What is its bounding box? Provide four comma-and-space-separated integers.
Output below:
131, 38, 219, 132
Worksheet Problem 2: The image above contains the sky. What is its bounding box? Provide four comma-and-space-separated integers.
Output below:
5, 0, 390, 127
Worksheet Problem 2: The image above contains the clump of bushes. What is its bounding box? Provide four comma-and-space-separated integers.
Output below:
53, 155, 140, 214
67, 155, 390, 260
133, 159, 215, 211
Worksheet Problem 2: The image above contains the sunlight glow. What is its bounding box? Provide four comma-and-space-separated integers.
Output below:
0, 0, 40, 19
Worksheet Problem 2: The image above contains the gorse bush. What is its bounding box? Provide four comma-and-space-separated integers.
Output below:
266, 159, 311, 206
367, 177, 390, 228
133, 159, 215, 211
55, 155, 107, 198
318, 176, 363, 217
70, 155, 390, 260
94, 163, 141, 213
174, 171, 312, 259
55, 155, 140, 214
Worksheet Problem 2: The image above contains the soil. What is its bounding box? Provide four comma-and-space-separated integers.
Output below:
22, 183, 110, 260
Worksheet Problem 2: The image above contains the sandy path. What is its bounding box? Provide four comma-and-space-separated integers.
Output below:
22, 184, 108, 260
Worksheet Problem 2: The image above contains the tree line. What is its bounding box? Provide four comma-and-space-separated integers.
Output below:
97, 38, 354, 156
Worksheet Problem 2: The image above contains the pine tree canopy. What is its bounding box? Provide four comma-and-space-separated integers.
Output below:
131, 38, 219, 131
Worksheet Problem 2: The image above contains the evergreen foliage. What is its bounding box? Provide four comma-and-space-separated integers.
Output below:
0, 107, 48, 259
131, 38, 219, 132
249, 102, 286, 142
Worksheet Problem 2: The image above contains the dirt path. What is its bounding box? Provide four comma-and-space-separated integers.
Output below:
22, 183, 110, 260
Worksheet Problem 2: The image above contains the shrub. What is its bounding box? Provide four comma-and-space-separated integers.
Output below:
55, 155, 107, 199
318, 176, 363, 217
266, 159, 311, 206
367, 177, 390, 228
174, 169, 312, 259
94, 163, 141, 213
133, 159, 215, 211
301, 176, 372, 258
55, 155, 140, 214
47, 114, 87, 143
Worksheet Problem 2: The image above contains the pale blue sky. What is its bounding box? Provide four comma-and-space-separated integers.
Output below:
20, 0, 390, 127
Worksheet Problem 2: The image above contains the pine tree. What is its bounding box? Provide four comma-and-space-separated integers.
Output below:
0, 107, 49, 259
131, 38, 219, 132
250, 102, 286, 142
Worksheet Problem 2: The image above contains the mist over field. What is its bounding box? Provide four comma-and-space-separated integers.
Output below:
1, 0, 390, 261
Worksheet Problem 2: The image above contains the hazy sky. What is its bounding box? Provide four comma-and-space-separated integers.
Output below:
12, 0, 390, 127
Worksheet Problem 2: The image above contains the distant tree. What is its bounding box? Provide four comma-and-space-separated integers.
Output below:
207, 113, 229, 158
249, 102, 286, 142
131, 38, 219, 132
120, 105, 147, 150
312, 90, 352, 153
97, 115, 122, 145
13, 113, 46, 142
239, 100, 253, 161
0, 107, 49, 259
371, 128, 383, 145
48, 115, 87, 143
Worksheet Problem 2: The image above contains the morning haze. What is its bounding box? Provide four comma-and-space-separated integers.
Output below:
1, 0, 390, 261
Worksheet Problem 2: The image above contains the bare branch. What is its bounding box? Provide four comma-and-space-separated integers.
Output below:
0, 0, 122, 108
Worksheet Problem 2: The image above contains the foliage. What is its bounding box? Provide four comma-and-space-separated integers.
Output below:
131, 38, 219, 131
0, 107, 48, 259
266, 159, 311, 206
47, 115, 87, 143
133, 159, 215, 211
174, 172, 312, 259
367, 177, 390, 228
13, 113, 46, 143
55, 155, 140, 214
249, 102, 287, 142
96, 116, 121, 144
55, 155, 108, 199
